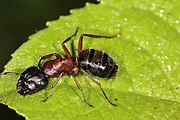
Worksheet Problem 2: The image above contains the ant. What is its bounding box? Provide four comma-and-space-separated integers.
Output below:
38, 28, 118, 107
1, 28, 118, 107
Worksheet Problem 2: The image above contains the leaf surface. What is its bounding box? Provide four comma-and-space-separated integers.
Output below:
0, 0, 180, 119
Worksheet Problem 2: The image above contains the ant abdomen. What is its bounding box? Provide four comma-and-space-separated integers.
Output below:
79, 49, 118, 78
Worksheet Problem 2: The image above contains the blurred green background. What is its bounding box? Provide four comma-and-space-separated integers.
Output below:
0, 0, 98, 119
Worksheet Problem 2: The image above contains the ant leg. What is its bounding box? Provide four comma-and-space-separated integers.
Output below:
72, 75, 94, 107
42, 73, 63, 102
78, 33, 117, 55
81, 69, 117, 106
61, 28, 79, 58
38, 53, 62, 68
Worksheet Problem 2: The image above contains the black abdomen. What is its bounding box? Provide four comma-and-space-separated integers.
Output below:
79, 49, 118, 78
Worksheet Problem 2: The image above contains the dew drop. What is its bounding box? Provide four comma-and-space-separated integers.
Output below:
160, 9, 164, 13
132, 25, 136, 28
140, 74, 143, 77
17, 56, 20, 59
117, 23, 121, 27
101, 1, 104, 4
153, 54, 157, 57
156, 36, 159, 39
156, 108, 160, 111
65, 22, 69, 25
159, 9, 164, 17
138, 47, 141, 50
124, 18, 128, 21
46, 22, 51, 26
176, 20, 179, 24
117, 34, 121, 37
141, 41, 144, 45
164, 56, 168, 59
167, 65, 172, 71
108, 27, 112, 31
19, 52, 23, 55
161, 60, 164, 64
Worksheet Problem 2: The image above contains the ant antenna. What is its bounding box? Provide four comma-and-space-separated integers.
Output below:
0, 72, 20, 78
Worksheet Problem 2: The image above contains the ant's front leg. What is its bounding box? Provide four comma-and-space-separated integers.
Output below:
38, 53, 62, 68
42, 73, 63, 102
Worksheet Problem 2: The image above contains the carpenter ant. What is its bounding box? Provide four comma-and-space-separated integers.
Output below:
1, 28, 118, 107
0, 66, 48, 95
38, 28, 118, 107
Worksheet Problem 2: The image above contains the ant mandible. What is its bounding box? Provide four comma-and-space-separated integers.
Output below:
38, 28, 118, 107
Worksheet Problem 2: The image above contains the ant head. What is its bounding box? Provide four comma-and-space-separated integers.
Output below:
17, 66, 48, 95
1, 66, 48, 95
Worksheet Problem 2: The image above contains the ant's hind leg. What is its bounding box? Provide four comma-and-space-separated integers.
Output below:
81, 69, 117, 106
42, 73, 63, 102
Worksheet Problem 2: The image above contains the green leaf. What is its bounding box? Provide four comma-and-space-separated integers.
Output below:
0, 0, 180, 119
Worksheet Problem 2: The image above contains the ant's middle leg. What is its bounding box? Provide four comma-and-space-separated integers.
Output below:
78, 33, 117, 55
61, 28, 79, 58
38, 53, 62, 68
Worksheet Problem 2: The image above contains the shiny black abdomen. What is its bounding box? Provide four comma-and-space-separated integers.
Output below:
79, 49, 118, 78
